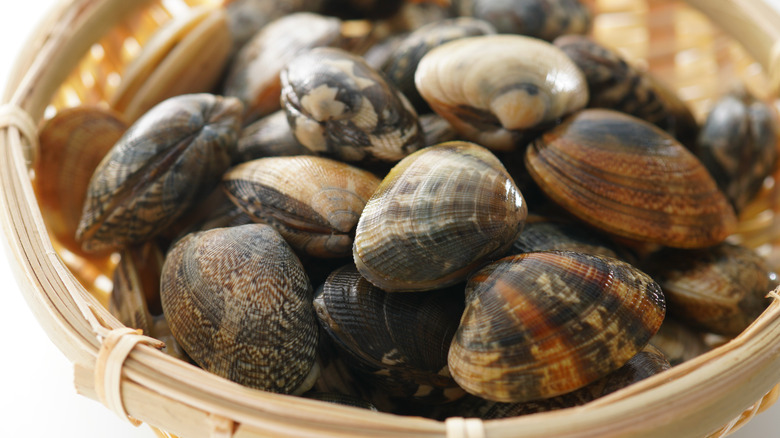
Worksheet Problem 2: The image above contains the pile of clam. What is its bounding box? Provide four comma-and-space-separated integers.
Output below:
34, 0, 780, 418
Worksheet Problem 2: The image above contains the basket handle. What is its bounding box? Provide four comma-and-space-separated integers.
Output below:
685, 0, 780, 95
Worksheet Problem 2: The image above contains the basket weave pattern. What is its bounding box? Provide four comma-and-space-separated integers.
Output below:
2, 0, 780, 437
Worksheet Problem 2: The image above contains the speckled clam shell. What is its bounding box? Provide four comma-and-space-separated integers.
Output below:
454, 0, 591, 40
415, 34, 588, 151
554, 35, 699, 148
509, 220, 627, 261
643, 243, 776, 336
696, 92, 778, 213
314, 264, 466, 402
160, 224, 319, 394
381, 17, 496, 112
234, 110, 314, 163
222, 156, 381, 258
353, 141, 527, 292
34, 106, 127, 257
525, 109, 737, 248
224, 13, 344, 123
281, 47, 425, 163
76, 94, 242, 253
448, 251, 665, 403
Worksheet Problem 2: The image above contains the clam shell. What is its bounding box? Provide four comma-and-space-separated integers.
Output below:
76, 94, 242, 253
414, 34, 588, 151
525, 109, 737, 248
281, 47, 425, 163
234, 110, 314, 163
509, 220, 626, 261
454, 0, 591, 40
34, 106, 127, 257
224, 13, 344, 123
448, 251, 665, 402
110, 6, 232, 122
353, 141, 527, 292
643, 243, 776, 336
160, 224, 318, 393
649, 317, 709, 366
222, 156, 381, 258
223, 0, 326, 52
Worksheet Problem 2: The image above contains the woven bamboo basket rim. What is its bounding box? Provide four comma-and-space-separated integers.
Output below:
3, 0, 780, 437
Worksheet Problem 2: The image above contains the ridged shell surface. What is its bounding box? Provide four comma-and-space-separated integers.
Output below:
353, 141, 527, 292
525, 109, 737, 248
223, 156, 381, 258
454, 0, 591, 40
160, 224, 318, 393
448, 251, 665, 402
414, 34, 588, 151
76, 93, 242, 252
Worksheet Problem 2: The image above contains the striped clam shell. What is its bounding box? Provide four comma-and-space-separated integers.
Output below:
160, 224, 319, 394
76, 93, 242, 253
414, 34, 588, 151
281, 47, 425, 163
222, 155, 381, 258
448, 251, 665, 402
353, 141, 527, 292
525, 109, 737, 248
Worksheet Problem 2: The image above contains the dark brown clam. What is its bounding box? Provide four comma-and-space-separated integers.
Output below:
234, 110, 314, 163
224, 13, 344, 123
160, 224, 319, 394
314, 264, 466, 403
696, 91, 778, 213
354, 141, 527, 292
76, 94, 242, 253
415, 34, 588, 151
222, 156, 381, 258
448, 251, 666, 403
34, 106, 127, 257
381, 17, 496, 112
509, 219, 628, 261
643, 242, 777, 336
553, 35, 699, 149
281, 47, 425, 163
452, 0, 591, 41
525, 109, 737, 248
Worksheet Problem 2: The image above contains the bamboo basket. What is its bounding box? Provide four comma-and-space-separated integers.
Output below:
3, 0, 780, 437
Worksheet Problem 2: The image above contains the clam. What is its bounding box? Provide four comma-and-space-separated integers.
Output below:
160, 223, 319, 394
314, 264, 466, 403
420, 113, 459, 146
110, 6, 232, 123
281, 47, 425, 163
222, 156, 381, 258
509, 219, 627, 261
224, 13, 345, 124
34, 105, 127, 257
354, 141, 527, 292
696, 91, 778, 213
415, 34, 588, 151
161, 186, 254, 246
234, 110, 315, 163
553, 35, 699, 148
453, 0, 590, 40
222, 0, 325, 53
649, 317, 709, 366
643, 242, 777, 336
110, 241, 188, 360
381, 17, 496, 112
525, 109, 737, 248
448, 251, 666, 402
76, 93, 242, 253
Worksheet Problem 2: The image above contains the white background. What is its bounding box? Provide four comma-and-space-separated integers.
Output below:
1, 1, 780, 437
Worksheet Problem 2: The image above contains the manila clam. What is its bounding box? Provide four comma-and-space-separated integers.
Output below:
509, 219, 630, 262
448, 251, 666, 402
34, 105, 127, 257
643, 242, 777, 336
452, 0, 591, 41
353, 141, 527, 292
281, 47, 425, 163
525, 109, 737, 248
314, 264, 465, 403
224, 13, 345, 124
696, 91, 778, 213
160, 224, 319, 394
222, 0, 325, 53
76, 93, 242, 253
415, 34, 588, 151
234, 110, 314, 163
222, 155, 381, 258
